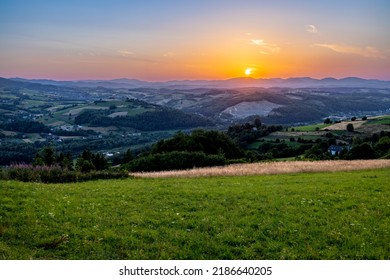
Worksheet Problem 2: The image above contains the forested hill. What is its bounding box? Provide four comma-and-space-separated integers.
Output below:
73, 106, 213, 131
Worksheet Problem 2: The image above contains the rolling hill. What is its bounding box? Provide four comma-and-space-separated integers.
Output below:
2, 76, 390, 128
10, 76, 390, 89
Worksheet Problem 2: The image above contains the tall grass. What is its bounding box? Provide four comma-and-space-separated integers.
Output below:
131, 159, 390, 178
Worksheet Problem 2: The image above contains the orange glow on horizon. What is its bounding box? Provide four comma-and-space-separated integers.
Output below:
1, 31, 388, 81
1, 2, 389, 81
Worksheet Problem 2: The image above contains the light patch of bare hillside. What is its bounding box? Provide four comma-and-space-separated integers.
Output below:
108, 111, 128, 118
221, 100, 284, 119
131, 160, 390, 178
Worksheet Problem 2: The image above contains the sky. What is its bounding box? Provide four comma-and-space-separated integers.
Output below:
0, 0, 389, 81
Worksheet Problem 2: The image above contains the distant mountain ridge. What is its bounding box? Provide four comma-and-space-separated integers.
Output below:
8, 76, 390, 89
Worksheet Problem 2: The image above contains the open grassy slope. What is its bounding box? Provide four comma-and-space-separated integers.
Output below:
131, 159, 390, 178
1, 166, 389, 260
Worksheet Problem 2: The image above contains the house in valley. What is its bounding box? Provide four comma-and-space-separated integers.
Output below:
328, 145, 350, 156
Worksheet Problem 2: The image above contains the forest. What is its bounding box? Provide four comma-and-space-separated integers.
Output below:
74, 107, 213, 130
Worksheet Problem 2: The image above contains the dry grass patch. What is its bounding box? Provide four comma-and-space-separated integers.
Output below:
131, 159, 390, 178
323, 120, 366, 131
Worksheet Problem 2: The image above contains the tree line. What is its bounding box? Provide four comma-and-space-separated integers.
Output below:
127, 129, 245, 172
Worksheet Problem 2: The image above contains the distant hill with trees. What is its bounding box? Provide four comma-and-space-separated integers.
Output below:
74, 107, 213, 131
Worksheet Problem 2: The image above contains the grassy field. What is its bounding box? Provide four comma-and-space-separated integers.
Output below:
1, 166, 389, 260
368, 115, 390, 125
291, 123, 331, 132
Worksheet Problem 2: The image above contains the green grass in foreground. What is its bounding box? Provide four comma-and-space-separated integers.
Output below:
1, 169, 389, 260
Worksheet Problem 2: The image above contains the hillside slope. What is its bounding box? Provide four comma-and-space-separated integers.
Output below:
1, 168, 389, 259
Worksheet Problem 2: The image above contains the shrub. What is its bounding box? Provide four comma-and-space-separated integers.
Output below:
0, 164, 130, 183
350, 143, 375, 159
129, 151, 226, 172
227, 158, 248, 164
7, 164, 41, 182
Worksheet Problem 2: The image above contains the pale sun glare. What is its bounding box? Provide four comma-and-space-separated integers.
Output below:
245, 68, 252, 76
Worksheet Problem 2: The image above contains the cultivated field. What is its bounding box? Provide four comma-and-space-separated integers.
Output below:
131, 159, 390, 178
324, 120, 366, 131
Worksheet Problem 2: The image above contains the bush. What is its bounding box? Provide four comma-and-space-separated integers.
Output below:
227, 158, 248, 164
350, 143, 376, 159
0, 164, 130, 183
6, 164, 41, 182
129, 151, 226, 172
376, 137, 390, 154
152, 130, 244, 159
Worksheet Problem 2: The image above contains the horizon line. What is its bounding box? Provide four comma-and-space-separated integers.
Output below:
4, 75, 390, 83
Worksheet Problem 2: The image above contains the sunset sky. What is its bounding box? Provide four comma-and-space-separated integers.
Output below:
1, 0, 389, 81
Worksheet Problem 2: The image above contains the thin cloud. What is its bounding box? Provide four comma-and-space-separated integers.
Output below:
251, 39, 264, 45
250, 39, 280, 54
306, 24, 318, 33
118, 50, 134, 57
163, 51, 175, 57
116, 51, 159, 63
315, 44, 385, 58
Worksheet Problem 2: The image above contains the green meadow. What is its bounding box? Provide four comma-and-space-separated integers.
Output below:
291, 123, 331, 132
369, 115, 390, 125
1, 168, 389, 260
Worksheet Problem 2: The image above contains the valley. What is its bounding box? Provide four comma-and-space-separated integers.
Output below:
1, 77, 390, 166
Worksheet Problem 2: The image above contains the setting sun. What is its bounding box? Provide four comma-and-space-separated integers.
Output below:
245, 68, 252, 76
